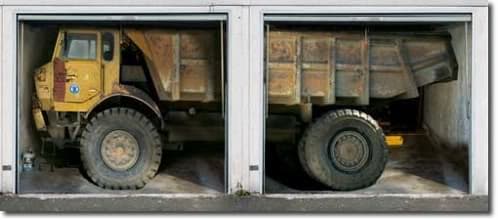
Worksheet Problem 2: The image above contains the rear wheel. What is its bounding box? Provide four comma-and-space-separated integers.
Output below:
298, 109, 388, 190
80, 108, 162, 189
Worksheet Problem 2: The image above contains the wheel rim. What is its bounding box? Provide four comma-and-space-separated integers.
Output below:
101, 130, 140, 171
329, 130, 370, 172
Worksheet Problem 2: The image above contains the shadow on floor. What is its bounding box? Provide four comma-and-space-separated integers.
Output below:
20, 134, 467, 195
264, 134, 468, 194
19, 143, 225, 194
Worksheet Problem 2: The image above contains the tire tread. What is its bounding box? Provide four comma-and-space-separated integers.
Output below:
80, 107, 162, 189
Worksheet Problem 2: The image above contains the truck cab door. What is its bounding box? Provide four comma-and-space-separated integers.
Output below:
100, 31, 120, 95
54, 31, 102, 105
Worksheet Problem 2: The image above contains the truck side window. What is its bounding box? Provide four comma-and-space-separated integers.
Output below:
63, 33, 97, 60
102, 32, 114, 61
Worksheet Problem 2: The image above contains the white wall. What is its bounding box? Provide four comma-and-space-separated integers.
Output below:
0, 0, 488, 7
423, 23, 471, 156
0, 5, 255, 194
0, 5, 3, 191
0, 1, 489, 195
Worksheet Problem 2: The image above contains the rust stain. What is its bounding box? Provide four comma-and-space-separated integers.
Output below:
267, 29, 457, 105
122, 27, 456, 106
53, 57, 66, 102
126, 29, 220, 102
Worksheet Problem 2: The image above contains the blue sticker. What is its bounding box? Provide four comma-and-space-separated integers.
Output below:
69, 83, 80, 94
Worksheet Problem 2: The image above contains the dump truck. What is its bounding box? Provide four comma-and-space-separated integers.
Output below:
32, 25, 457, 190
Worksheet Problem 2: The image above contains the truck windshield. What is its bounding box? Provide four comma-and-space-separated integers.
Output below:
62, 33, 97, 60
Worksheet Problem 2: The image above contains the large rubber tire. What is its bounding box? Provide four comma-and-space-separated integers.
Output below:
298, 109, 388, 190
80, 108, 162, 189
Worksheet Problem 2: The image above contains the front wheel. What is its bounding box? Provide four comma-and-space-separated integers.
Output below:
80, 108, 162, 189
298, 109, 388, 190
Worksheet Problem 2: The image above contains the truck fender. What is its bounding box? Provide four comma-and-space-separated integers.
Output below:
85, 85, 164, 129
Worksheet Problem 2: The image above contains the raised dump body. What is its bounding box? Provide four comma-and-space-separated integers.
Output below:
125, 28, 457, 106
267, 29, 458, 106
125, 28, 222, 103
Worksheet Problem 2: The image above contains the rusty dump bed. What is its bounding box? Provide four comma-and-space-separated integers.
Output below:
125, 27, 457, 106
125, 28, 222, 103
267, 29, 458, 106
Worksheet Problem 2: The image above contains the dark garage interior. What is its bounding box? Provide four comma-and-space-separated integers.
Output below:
263, 22, 470, 194
16, 20, 470, 195
17, 20, 227, 194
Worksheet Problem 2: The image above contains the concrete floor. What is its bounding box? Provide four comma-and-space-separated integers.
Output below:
6, 134, 483, 212
19, 134, 467, 195
0, 193, 488, 212
265, 134, 468, 194
20, 146, 225, 194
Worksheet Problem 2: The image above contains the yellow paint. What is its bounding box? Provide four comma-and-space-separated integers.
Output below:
34, 27, 122, 113
53, 95, 103, 112
385, 135, 404, 148
32, 107, 47, 131
34, 63, 54, 111
63, 59, 102, 104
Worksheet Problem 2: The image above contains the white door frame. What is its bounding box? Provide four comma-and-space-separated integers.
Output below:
0, 2, 488, 196
0, 5, 252, 194
247, 6, 488, 195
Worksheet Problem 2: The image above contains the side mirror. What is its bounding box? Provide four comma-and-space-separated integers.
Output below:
102, 32, 114, 61
103, 51, 113, 61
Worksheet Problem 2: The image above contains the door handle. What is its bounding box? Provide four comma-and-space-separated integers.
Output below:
66, 74, 77, 81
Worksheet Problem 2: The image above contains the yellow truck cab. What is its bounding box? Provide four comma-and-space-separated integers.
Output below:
33, 27, 164, 189
35, 28, 121, 112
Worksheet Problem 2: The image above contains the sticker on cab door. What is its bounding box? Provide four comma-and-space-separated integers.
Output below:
69, 83, 80, 95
